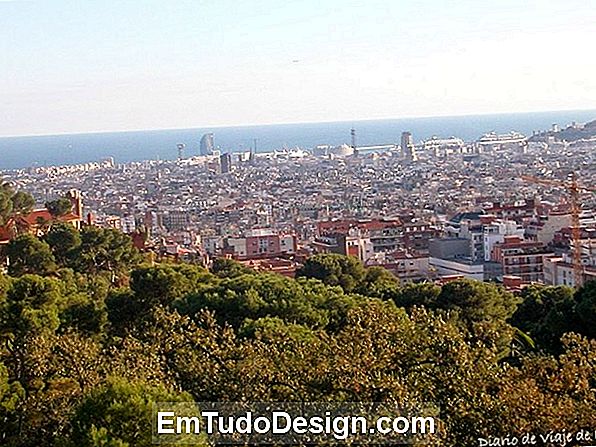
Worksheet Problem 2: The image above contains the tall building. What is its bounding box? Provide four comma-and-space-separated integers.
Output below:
250, 138, 257, 164
351, 127, 358, 156
66, 189, 83, 219
161, 210, 191, 231
220, 152, 232, 174
200, 133, 214, 156
401, 131, 416, 161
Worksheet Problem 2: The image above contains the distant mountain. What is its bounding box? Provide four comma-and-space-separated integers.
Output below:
529, 119, 596, 142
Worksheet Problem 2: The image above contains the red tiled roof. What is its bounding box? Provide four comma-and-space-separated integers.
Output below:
0, 209, 80, 243
22, 209, 80, 225
0, 224, 13, 244
359, 219, 402, 230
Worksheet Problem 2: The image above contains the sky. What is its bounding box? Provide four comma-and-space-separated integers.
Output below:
1, 0, 595, 136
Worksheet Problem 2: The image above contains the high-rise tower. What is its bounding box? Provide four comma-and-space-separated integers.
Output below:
250, 138, 257, 163
401, 131, 417, 161
200, 133, 215, 156
351, 127, 358, 156
220, 153, 232, 174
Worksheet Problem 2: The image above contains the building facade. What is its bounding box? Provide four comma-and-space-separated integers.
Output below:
200, 133, 215, 156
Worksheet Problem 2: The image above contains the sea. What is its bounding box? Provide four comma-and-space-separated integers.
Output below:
1, 109, 595, 170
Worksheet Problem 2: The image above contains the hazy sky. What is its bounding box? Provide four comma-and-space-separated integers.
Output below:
1, 0, 595, 136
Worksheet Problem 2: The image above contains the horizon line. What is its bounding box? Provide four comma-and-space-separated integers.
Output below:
1, 107, 595, 140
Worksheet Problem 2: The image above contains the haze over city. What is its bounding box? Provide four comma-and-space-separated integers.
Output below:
1, 0, 595, 137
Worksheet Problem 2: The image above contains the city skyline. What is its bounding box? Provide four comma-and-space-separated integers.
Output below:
1, 2, 595, 444
1, 0, 595, 137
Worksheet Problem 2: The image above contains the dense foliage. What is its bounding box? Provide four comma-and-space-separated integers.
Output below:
0, 183, 35, 226
0, 225, 594, 446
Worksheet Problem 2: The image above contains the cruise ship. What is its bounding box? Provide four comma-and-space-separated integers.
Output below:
476, 131, 527, 151
421, 136, 466, 157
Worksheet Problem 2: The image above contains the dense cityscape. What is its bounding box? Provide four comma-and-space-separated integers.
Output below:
2, 0, 596, 444
2, 119, 595, 288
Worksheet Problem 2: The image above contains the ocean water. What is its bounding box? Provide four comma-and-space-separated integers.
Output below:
0, 109, 595, 170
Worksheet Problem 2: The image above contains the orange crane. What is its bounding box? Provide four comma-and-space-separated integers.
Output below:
521, 173, 596, 287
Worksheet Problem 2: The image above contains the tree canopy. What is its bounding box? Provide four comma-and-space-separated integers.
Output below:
296, 253, 366, 292
45, 198, 73, 218
6, 234, 57, 277
0, 183, 35, 226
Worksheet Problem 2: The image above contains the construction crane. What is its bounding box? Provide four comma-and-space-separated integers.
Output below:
521, 173, 596, 287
